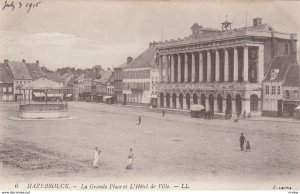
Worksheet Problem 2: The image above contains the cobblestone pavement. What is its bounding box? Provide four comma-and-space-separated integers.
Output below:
0, 102, 299, 189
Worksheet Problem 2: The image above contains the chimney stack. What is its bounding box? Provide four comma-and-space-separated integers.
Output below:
22, 59, 26, 63
253, 18, 262, 26
127, 56, 133, 64
36, 60, 39, 64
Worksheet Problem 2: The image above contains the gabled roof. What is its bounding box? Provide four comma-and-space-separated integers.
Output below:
263, 56, 293, 82
7, 61, 32, 80
124, 46, 157, 69
97, 69, 113, 83
26, 63, 42, 80
0, 63, 13, 83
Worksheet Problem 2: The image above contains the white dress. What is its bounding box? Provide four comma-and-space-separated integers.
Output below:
93, 150, 99, 167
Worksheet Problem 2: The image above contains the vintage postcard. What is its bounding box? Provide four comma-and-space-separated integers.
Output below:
0, 0, 300, 193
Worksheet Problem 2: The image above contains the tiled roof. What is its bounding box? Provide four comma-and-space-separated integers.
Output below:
0, 63, 13, 83
283, 65, 300, 86
124, 46, 157, 69
263, 56, 293, 82
98, 69, 113, 83
26, 63, 42, 80
44, 72, 63, 83
22, 77, 64, 89
8, 61, 32, 80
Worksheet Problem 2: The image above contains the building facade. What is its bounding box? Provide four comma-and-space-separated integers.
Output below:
0, 63, 14, 101
157, 18, 297, 116
114, 57, 132, 104
122, 45, 157, 105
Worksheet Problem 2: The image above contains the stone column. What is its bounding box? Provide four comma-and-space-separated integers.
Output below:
184, 53, 188, 82
224, 49, 229, 82
176, 95, 181, 109
207, 51, 211, 82
223, 98, 227, 113
243, 46, 249, 82
199, 52, 203, 82
183, 97, 187, 109
205, 96, 210, 111
214, 98, 218, 112
159, 55, 163, 82
244, 99, 250, 113
177, 54, 181, 82
191, 52, 195, 82
258, 45, 264, 84
163, 55, 169, 83
171, 55, 175, 83
233, 48, 238, 82
170, 95, 174, 108
215, 49, 220, 82
164, 94, 167, 108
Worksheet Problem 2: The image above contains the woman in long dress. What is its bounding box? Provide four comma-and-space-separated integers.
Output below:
126, 148, 133, 170
93, 147, 101, 168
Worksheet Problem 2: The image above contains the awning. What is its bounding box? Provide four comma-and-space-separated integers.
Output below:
33, 92, 45, 97
103, 96, 113, 100
47, 93, 63, 97
66, 94, 73, 97
190, 104, 205, 111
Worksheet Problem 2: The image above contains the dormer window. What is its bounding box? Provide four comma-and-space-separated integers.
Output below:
270, 69, 279, 80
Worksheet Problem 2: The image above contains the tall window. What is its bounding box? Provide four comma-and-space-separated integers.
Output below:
250, 94, 259, 112
265, 86, 269, 94
278, 86, 281, 95
271, 86, 276, 95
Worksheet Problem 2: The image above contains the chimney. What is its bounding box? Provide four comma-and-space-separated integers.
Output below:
36, 60, 39, 65
127, 56, 133, 64
4, 59, 8, 64
253, 18, 262, 26
22, 59, 26, 63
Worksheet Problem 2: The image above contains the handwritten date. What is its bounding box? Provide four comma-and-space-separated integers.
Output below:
2, 0, 41, 13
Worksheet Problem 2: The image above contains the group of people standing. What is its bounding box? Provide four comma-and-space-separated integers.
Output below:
239, 133, 251, 152
93, 147, 134, 170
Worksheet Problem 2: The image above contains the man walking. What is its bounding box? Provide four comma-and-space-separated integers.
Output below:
239, 133, 246, 151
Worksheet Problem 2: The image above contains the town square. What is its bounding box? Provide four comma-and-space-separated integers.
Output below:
1, 0, 300, 192
1, 102, 300, 189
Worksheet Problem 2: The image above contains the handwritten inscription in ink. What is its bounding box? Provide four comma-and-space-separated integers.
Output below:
2, 0, 41, 13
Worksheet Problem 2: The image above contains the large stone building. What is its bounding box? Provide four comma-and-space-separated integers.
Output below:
122, 45, 158, 105
156, 18, 297, 116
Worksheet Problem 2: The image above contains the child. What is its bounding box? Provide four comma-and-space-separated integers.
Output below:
246, 140, 251, 152
93, 147, 101, 168
126, 148, 133, 170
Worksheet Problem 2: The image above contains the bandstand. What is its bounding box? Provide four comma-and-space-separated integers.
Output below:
19, 78, 69, 119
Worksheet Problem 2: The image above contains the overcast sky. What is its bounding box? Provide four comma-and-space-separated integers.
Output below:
1, 0, 300, 70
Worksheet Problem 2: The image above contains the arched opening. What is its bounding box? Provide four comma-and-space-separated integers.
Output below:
226, 94, 232, 112
250, 94, 259, 112
179, 93, 183, 109
236, 94, 242, 114
186, 93, 191, 110
217, 94, 223, 113
193, 93, 198, 104
172, 93, 177, 109
166, 93, 170, 108
160, 93, 164, 108
201, 94, 206, 107
209, 94, 214, 112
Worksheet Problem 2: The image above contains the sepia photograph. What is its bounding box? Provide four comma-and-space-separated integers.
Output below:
0, 0, 300, 192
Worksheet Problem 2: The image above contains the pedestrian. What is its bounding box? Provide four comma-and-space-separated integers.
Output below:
239, 133, 246, 151
93, 147, 101, 168
162, 110, 165, 117
246, 140, 251, 152
138, 116, 141, 125
126, 148, 133, 170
